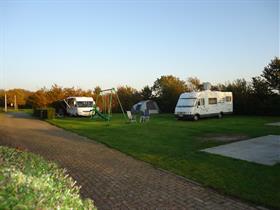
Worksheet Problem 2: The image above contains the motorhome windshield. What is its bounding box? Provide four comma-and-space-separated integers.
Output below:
177, 98, 196, 107
76, 101, 93, 107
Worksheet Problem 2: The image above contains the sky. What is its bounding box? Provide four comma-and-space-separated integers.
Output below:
0, 0, 279, 91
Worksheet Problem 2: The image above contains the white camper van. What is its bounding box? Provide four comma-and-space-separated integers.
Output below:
64, 97, 94, 117
174, 90, 233, 120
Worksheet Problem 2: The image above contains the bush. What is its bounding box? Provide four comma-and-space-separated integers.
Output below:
33, 108, 55, 119
0, 146, 96, 209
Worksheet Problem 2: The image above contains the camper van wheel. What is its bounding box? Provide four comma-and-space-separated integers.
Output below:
193, 115, 199, 121
218, 112, 223, 119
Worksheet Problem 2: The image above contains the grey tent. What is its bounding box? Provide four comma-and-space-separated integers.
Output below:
132, 100, 160, 114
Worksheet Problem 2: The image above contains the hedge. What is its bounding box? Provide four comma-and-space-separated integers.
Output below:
0, 146, 96, 209
33, 108, 55, 119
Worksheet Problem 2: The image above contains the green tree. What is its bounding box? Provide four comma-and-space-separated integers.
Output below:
5, 89, 32, 108
0, 89, 4, 107
262, 57, 280, 93
153, 75, 187, 112
187, 77, 201, 91
27, 89, 48, 108
252, 76, 272, 97
115, 86, 141, 112
140, 85, 153, 100
47, 84, 64, 104
93, 86, 101, 96
221, 79, 252, 114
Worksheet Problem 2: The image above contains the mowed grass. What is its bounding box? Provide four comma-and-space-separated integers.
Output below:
48, 114, 280, 209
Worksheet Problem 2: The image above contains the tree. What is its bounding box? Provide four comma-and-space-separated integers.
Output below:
93, 86, 101, 96
47, 84, 64, 104
0, 89, 4, 107
5, 89, 32, 108
114, 86, 141, 112
153, 75, 187, 112
63, 87, 78, 98
221, 79, 252, 114
27, 89, 48, 108
262, 57, 280, 93
187, 77, 201, 91
252, 76, 272, 97
140, 85, 153, 100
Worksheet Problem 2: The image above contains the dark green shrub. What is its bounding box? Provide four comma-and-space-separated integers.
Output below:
0, 146, 96, 209
33, 108, 55, 119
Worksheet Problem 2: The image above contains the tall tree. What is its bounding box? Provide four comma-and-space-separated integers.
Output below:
187, 77, 201, 91
115, 86, 141, 112
221, 79, 252, 114
93, 86, 102, 96
27, 89, 48, 108
252, 76, 272, 97
47, 84, 64, 104
5, 89, 32, 108
153, 75, 187, 112
262, 57, 280, 93
140, 85, 153, 100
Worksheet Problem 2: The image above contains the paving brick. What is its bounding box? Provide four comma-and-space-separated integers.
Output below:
0, 112, 261, 210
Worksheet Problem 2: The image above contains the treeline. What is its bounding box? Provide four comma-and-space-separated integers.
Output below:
0, 57, 279, 115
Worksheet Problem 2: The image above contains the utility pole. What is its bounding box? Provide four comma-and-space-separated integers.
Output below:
4, 92, 7, 112
14, 95, 17, 111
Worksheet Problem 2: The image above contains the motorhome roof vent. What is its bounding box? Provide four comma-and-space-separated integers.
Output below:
203, 82, 211, 90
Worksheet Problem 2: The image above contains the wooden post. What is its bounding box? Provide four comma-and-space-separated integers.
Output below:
14, 95, 17, 110
4, 92, 7, 112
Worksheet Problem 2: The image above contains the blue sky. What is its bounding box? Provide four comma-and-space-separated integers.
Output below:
0, 0, 279, 90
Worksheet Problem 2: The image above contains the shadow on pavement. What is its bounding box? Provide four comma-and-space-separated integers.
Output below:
5, 112, 34, 119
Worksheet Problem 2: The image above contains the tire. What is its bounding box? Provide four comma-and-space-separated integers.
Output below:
193, 115, 199, 121
218, 112, 223, 119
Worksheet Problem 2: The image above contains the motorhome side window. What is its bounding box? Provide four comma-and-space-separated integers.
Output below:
197, 98, 205, 106
225, 96, 232, 102
200, 98, 205, 105
208, 98, 217, 105
76, 101, 93, 107
68, 98, 74, 106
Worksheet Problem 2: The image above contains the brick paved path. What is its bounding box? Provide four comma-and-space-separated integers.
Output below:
0, 113, 261, 210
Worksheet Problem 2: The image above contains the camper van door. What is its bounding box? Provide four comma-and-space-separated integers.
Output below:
67, 98, 77, 116
195, 98, 208, 115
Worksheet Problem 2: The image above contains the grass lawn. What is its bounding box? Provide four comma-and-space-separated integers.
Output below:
48, 114, 280, 208
0, 108, 33, 114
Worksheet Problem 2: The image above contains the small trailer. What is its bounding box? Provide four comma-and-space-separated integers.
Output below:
174, 90, 233, 120
64, 97, 95, 117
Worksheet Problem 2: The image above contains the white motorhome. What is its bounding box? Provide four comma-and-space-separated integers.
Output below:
174, 90, 233, 120
64, 97, 94, 117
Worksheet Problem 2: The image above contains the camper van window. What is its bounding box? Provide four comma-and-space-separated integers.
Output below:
177, 98, 196, 107
208, 98, 217, 105
136, 104, 141, 111
68, 98, 74, 106
200, 98, 205, 106
225, 96, 232, 102
147, 101, 156, 109
76, 101, 93, 107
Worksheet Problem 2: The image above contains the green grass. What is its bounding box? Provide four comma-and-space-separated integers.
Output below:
49, 114, 279, 209
0, 108, 33, 114
0, 146, 96, 210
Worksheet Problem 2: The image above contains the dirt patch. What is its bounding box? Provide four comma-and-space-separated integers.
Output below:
200, 133, 249, 142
